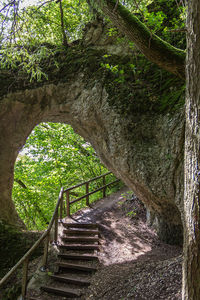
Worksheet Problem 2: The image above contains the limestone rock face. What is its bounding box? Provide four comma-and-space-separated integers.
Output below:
0, 22, 184, 243
0, 77, 184, 243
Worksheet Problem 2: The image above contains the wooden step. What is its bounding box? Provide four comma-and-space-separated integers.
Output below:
63, 229, 99, 236
63, 223, 99, 229
41, 286, 81, 297
58, 253, 98, 260
51, 274, 91, 286
59, 244, 100, 250
62, 236, 99, 243
57, 262, 97, 272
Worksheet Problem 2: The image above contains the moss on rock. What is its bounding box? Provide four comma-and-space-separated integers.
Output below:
100, 53, 185, 115
0, 44, 185, 115
0, 220, 43, 299
0, 220, 42, 277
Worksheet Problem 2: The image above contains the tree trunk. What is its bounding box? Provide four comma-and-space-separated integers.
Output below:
97, 0, 185, 79
183, 0, 200, 298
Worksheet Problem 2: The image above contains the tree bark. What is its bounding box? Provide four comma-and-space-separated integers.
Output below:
183, 0, 200, 298
97, 0, 185, 79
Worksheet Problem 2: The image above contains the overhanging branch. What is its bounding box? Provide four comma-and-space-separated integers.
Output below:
15, 178, 27, 189
97, 0, 185, 79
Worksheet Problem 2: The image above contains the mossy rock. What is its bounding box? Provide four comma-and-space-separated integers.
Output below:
0, 220, 42, 278
0, 44, 185, 115
1, 283, 21, 300
0, 220, 43, 300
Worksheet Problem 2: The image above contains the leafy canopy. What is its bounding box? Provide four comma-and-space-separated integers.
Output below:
13, 122, 119, 230
0, 0, 186, 80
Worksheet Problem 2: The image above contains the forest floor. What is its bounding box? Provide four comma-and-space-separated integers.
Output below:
75, 187, 182, 300
27, 186, 182, 300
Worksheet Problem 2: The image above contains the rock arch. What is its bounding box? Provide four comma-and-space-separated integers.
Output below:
0, 25, 184, 243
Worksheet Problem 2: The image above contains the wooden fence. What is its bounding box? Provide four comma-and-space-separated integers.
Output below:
63, 171, 120, 217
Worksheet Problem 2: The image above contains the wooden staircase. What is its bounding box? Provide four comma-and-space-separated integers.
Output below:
40, 222, 100, 299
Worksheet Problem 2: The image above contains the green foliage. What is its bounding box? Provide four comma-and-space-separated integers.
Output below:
121, 191, 133, 198
0, 0, 91, 80
100, 61, 125, 83
126, 209, 137, 217
0, 0, 90, 45
144, 10, 167, 31
121, 0, 186, 49
0, 0, 186, 81
13, 123, 120, 230
144, 0, 186, 49
100, 52, 185, 115
107, 27, 118, 37
0, 44, 53, 81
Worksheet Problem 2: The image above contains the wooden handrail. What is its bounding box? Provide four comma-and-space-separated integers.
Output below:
0, 187, 64, 289
63, 171, 112, 192
0, 172, 120, 299
65, 173, 120, 216
69, 179, 120, 204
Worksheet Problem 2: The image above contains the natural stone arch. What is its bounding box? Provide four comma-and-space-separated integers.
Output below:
0, 22, 185, 243
0, 65, 184, 243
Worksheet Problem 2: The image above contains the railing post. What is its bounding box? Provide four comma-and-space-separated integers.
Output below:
86, 182, 89, 206
41, 233, 49, 270
66, 190, 70, 217
54, 209, 58, 244
63, 198, 66, 215
21, 257, 29, 300
103, 175, 106, 197
60, 192, 63, 220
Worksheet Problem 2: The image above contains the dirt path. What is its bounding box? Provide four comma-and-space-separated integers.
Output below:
70, 187, 182, 299
26, 187, 182, 300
